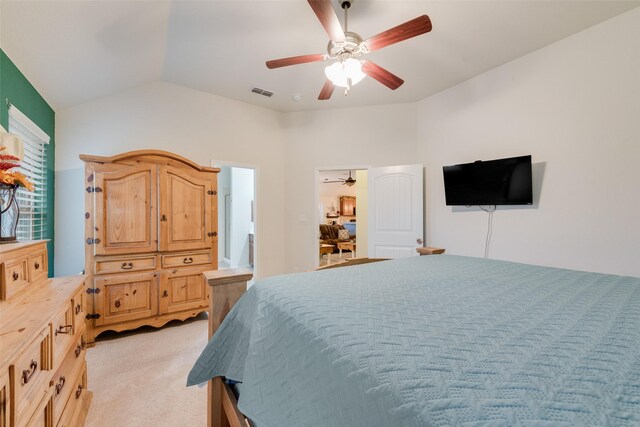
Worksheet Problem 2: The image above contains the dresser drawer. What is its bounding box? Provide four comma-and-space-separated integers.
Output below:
22, 387, 52, 427
52, 304, 74, 368
161, 251, 212, 268
56, 362, 87, 427
94, 255, 157, 275
52, 332, 85, 426
0, 369, 9, 427
10, 328, 52, 425
71, 288, 86, 334
1, 257, 29, 300
28, 251, 48, 283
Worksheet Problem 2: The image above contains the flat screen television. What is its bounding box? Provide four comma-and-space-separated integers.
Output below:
443, 155, 533, 206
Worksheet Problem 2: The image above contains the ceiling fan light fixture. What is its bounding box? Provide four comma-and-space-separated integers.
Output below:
324, 58, 366, 88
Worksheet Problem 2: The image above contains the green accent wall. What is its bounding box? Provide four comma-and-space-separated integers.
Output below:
0, 49, 55, 276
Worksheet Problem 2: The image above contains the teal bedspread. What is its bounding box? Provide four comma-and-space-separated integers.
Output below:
188, 255, 640, 426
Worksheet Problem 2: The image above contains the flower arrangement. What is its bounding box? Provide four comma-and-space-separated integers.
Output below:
0, 145, 34, 191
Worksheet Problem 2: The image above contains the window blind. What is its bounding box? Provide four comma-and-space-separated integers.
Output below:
8, 106, 50, 241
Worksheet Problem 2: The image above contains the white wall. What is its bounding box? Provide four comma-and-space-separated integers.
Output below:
417, 8, 640, 277
283, 103, 418, 273
229, 167, 254, 268
55, 81, 286, 279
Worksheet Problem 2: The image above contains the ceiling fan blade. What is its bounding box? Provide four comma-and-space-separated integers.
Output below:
362, 61, 404, 90
318, 79, 335, 100
364, 15, 432, 52
308, 0, 345, 42
266, 54, 327, 69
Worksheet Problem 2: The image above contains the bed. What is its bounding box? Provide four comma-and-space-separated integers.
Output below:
189, 255, 640, 427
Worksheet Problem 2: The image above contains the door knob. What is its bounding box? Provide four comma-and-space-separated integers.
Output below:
416, 238, 423, 245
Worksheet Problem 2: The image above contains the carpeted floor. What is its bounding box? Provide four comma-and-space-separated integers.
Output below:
85, 314, 209, 426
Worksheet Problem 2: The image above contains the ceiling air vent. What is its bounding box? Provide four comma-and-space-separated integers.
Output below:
251, 87, 274, 98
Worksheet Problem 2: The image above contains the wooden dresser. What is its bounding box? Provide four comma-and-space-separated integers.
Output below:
80, 150, 219, 343
0, 240, 91, 427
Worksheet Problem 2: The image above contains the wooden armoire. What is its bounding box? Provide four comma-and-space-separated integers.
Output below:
80, 150, 219, 343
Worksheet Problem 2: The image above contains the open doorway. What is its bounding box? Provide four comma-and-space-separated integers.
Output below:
316, 168, 368, 268
216, 165, 255, 273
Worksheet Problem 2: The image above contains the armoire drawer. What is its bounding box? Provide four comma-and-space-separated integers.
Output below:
1, 257, 29, 300
94, 255, 157, 275
161, 251, 211, 268
10, 328, 52, 425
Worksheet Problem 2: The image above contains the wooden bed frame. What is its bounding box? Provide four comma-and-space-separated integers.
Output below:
202, 259, 390, 426
204, 269, 254, 427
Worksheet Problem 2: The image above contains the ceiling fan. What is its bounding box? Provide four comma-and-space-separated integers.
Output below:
266, 0, 432, 100
322, 170, 356, 186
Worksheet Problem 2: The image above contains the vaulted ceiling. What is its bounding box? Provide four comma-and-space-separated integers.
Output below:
2, 1, 638, 112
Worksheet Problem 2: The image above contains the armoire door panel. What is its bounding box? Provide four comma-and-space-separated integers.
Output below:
159, 268, 209, 314
93, 165, 158, 255
93, 272, 159, 326
159, 166, 214, 252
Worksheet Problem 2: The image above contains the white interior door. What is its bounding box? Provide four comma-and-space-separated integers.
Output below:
368, 164, 424, 259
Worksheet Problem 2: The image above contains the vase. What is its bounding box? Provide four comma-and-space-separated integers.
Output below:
0, 183, 19, 243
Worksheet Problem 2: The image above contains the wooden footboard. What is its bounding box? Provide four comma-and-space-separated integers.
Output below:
204, 269, 254, 427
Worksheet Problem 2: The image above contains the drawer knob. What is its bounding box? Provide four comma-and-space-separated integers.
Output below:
161, 214, 167, 222
183, 257, 193, 264
75, 384, 84, 399
12, 271, 19, 281
75, 303, 81, 315
121, 262, 133, 270
162, 290, 169, 298
55, 324, 73, 336
55, 376, 66, 395
75, 345, 82, 358
21, 360, 38, 385
115, 300, 121, 308
34, 262, 40, 270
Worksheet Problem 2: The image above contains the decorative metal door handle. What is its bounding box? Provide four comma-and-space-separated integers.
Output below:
162, 290, 169, 298
12, 271, 19, 281
75, 303, 81, 315
56, 324, 73, 336
55, 376, 66, 395
21, 360, 38, 385
75, 384, 84, 399
161, 214, 167, 222
183, 257, 193, 264
115, 300, 121, 308
75, 345, 82, 358
121, 262, 133, 270
417, 238, 423, 245
34, 262, 40, 270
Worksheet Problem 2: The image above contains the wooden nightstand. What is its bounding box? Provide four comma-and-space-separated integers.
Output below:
416, 247, 445, 255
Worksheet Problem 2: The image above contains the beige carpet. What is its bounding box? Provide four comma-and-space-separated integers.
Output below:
85, 314, 208, 427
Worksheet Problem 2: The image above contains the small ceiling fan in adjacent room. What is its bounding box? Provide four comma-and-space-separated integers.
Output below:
322, 170, 356, 186
266, 0, 432, 100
